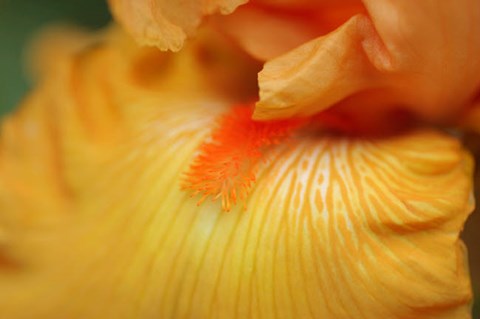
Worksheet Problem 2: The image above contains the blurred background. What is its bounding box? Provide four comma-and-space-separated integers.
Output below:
0, 0, 110, 114
0, 0, 478, 316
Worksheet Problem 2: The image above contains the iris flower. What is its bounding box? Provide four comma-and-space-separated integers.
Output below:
0, 0, 479, 318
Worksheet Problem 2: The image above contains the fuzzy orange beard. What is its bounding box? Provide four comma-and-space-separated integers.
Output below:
182, 104, 305, 211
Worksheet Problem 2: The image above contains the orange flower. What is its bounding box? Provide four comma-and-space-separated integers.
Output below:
0, 1, 478, 318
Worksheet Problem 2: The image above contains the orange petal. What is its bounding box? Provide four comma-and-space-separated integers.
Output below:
215, 1, 364, 61
255, 14, 382, 120
214, 4, 323, 61
254, 0, 480, 122
107, 0, 248, 51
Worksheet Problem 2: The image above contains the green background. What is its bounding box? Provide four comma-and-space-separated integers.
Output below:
0, 0, 479, 317
0, 0, 110, 115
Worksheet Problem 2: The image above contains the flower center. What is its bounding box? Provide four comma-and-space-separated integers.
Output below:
183, 103, 414, 211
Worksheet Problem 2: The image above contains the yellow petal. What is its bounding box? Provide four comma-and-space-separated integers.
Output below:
463, 182, 480, 302
107, 0, 248, 51
461, 97, 480, 294
254, 0, 480, 121
0, 26, 474, 318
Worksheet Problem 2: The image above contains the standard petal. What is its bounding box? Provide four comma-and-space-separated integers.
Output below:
214, 4, 324, 61
255, 0, 480, 122
107, 0, 247, 51
215, 1, 364, 61
0, 26, 474, 319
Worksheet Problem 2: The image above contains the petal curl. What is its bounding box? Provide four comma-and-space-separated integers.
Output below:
255, 15, 378, 120
254, 0, 480, 121
107, 0, 248, 51
0, 27, 474, 318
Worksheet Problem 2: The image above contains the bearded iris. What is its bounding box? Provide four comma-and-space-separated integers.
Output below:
0, 1, 479, 318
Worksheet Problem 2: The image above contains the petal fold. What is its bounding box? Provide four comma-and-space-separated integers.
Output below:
107, 0, 248, 51
254, 0, 480, 121
254, 14, 382, 120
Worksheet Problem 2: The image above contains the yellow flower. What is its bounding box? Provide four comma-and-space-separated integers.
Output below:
0, 1, 478, 318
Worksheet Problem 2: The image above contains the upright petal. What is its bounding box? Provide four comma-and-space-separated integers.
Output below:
215, 1, 364, 61
255, 0, 480, 122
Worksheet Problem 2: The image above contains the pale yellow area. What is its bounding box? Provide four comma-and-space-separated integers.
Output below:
107, 0, 248, 51
0, 27, 475, 319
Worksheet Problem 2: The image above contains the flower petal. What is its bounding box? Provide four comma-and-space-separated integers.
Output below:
255, 0, 480, 121
255, 14, 378, 120
107, 0, 248, 51
215, 1, 364, 61
0, 27, 474, 318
